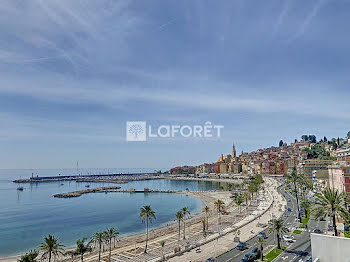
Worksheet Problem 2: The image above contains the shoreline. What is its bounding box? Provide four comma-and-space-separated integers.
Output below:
0, 182, 223, 261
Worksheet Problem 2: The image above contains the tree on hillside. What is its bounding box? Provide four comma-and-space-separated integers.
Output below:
309, 135, 317, 143
279, 140, 284, 147
324, 136, 328, 142
301, 135, 309, 141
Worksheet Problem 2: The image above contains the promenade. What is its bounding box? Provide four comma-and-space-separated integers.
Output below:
80, 177, 285, 262
166, 177, 285, 262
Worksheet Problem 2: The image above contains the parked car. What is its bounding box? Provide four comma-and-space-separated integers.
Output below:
205, 257, 216, 262
287, 208, 292, 212
313, 228, 323, 234
306, 257, 312, 262
283, 235, 296, 243
240, 253, 255, 262
251, 247, 261, 259
257, 231, 267, 239
296, 250, 309, 256
236, 242, 248, 250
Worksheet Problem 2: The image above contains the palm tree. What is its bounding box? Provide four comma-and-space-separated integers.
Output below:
248, 182, 258, 201
268, 218, 288, 250
105, 228, 119, 261
313, 188, 349, 236
242, 191, 251, 206
91, 232, 106, 262
40, 235, 65, 262
19, 250, 39, 262
74, 238, 92, 262
159, 240, 166, 261
300, 199, 311, 218
202, 206, 210, 230
285, 168, 303, 222
201, 218, 206, 236
139, 205, 156, 253
175, 211, 184, 242
256, 237, 266, 261
234, 195, 244, 213
182, 207, 191, 239
214, 199, 225, 224
65, 250, 76, 262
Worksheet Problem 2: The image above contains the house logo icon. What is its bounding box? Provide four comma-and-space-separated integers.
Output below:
126, 121, 146, 141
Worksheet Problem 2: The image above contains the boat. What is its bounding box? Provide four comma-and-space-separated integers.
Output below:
17, 186, 24, 191
85, 185, 90, 188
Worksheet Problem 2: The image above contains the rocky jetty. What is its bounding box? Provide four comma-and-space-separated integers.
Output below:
53, 186, 122, 198
53, 187, 180, 198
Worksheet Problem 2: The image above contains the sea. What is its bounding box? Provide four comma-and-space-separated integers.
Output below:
0, 168, 224, 256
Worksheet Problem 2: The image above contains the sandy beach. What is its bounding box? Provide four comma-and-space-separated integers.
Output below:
0, 183, 236, 262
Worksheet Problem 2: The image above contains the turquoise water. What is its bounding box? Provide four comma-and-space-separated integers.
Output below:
0, 169, 222, 256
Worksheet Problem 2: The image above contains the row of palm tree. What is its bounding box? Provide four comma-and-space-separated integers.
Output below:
91, 228, 119, 262
214, 199, 225, 224
174, 207, 191, 242
19, 226, 119, 262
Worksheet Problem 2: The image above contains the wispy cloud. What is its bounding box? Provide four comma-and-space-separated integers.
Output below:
288, 0, 327, 42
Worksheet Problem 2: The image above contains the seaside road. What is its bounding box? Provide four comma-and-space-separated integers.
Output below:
274, 215, 327, 262
216, 183, 297, 262
166, 177, 285, 262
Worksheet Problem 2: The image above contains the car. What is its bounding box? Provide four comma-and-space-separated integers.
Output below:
313, 228, 323, 234
257, 231, 267, 239
287, 208, 292, 212
283, 235, 296, 243
296, 250, 309, 256
236, 242, 248, 250
306, 257, 312, 262
240, 253, 255, 262
251, 247, 261, 259
205, 257, 216, 262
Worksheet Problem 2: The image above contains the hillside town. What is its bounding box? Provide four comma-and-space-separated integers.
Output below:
171, 132, 350, 196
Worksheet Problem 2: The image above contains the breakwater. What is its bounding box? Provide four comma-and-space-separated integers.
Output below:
13, 174, 163, 183
53, 187, 181, 198
53, 186, 122, 198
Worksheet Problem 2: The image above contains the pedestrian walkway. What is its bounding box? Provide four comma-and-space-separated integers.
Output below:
167, 177, 286, 262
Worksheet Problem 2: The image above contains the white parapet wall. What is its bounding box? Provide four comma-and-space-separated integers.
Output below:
311, 233, 350, 262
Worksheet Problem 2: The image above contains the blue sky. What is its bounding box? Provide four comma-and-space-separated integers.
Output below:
0, 0, 349, 169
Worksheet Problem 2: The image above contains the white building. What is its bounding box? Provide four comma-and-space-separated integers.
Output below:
311, 233, 350, 262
